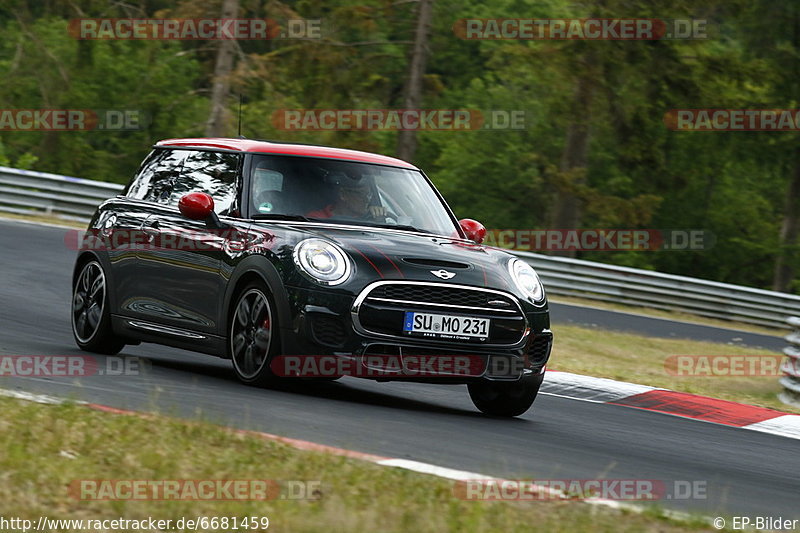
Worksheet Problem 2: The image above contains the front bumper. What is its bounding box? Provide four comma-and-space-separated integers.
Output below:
279, 283, 553, 383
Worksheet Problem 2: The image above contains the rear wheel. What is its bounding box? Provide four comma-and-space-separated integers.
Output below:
229, 282, 280, 386
71, 260, 125, 355
468, 373, 544, 417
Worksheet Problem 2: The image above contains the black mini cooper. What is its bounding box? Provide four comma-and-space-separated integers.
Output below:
71, 138, 552, 416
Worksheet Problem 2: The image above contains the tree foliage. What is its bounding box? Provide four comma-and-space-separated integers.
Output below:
1, 0, 799, 291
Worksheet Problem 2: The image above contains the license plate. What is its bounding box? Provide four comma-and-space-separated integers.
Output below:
403, 312, 489, 341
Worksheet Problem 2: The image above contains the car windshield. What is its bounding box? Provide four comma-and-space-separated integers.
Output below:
249, 154, 459, 237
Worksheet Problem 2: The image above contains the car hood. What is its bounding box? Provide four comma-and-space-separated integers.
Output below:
259, 222, 520, 293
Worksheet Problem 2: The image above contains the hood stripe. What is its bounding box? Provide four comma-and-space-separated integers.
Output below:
367, 244, 404, 278
351, 245, 384, 278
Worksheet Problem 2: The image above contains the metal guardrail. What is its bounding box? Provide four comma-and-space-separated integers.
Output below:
2, 165, 800, 330
515, 250, 800, 330
780, 317, 800, 407
0, 166, 123, 219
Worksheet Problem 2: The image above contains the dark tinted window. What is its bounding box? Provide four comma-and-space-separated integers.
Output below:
168, 150, 241, 215
126, 149, 186, 203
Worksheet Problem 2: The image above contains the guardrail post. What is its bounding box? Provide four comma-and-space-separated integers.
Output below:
780, 317, 800, 407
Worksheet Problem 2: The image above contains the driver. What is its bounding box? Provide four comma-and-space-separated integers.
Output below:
307, 174, 387, 220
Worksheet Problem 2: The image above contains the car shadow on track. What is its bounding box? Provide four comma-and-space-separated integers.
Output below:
133, 352, 530, 422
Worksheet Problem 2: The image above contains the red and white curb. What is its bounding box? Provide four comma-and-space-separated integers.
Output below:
542, 371, 800, 440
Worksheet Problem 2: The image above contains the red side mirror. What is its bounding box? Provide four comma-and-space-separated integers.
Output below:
459, 218, 486, 244
179, 192, 215, 221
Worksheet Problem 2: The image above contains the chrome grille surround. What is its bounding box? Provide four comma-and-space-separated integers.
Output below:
351, 280, 530, 347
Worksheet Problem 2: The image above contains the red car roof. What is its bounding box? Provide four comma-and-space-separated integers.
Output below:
156, 138, 418, 169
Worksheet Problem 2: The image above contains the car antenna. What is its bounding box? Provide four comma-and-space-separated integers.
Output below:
237, 94, 245, 139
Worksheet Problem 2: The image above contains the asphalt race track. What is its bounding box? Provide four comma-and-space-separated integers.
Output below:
0, 218, 797, 519
549, 303, 785, 351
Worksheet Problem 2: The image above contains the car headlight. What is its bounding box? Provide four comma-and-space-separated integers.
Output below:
508, 258, 545, 303
293, 238, 352, 286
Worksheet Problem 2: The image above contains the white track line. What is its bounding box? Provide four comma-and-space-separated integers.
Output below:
0, 387, 84, 405
0, 215, 83, 229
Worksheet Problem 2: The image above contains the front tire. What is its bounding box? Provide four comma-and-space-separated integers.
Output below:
71, 260, 125, 355
229, 282, 280, 386
468, 373, 544, 417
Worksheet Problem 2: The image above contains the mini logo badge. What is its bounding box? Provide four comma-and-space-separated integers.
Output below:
431, 269, 456, 280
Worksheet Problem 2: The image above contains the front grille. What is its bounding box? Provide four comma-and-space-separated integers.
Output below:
355, 282, 527, 345
369, 284, 516, 309
310, 315, 348, 347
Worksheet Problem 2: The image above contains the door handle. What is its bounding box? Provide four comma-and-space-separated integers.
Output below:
142, 219, 161, 243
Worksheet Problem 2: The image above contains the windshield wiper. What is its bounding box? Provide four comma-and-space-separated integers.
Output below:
371, 223, 425, 233
252, 215, 424, 233
251, 214, 311, 222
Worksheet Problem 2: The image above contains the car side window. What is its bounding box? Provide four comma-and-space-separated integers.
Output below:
168, 150, 241, 216
126, 149, 187, 203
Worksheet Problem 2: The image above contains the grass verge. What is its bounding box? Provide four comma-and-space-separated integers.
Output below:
0, 396, 716, 533
552, 324, 797, 414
